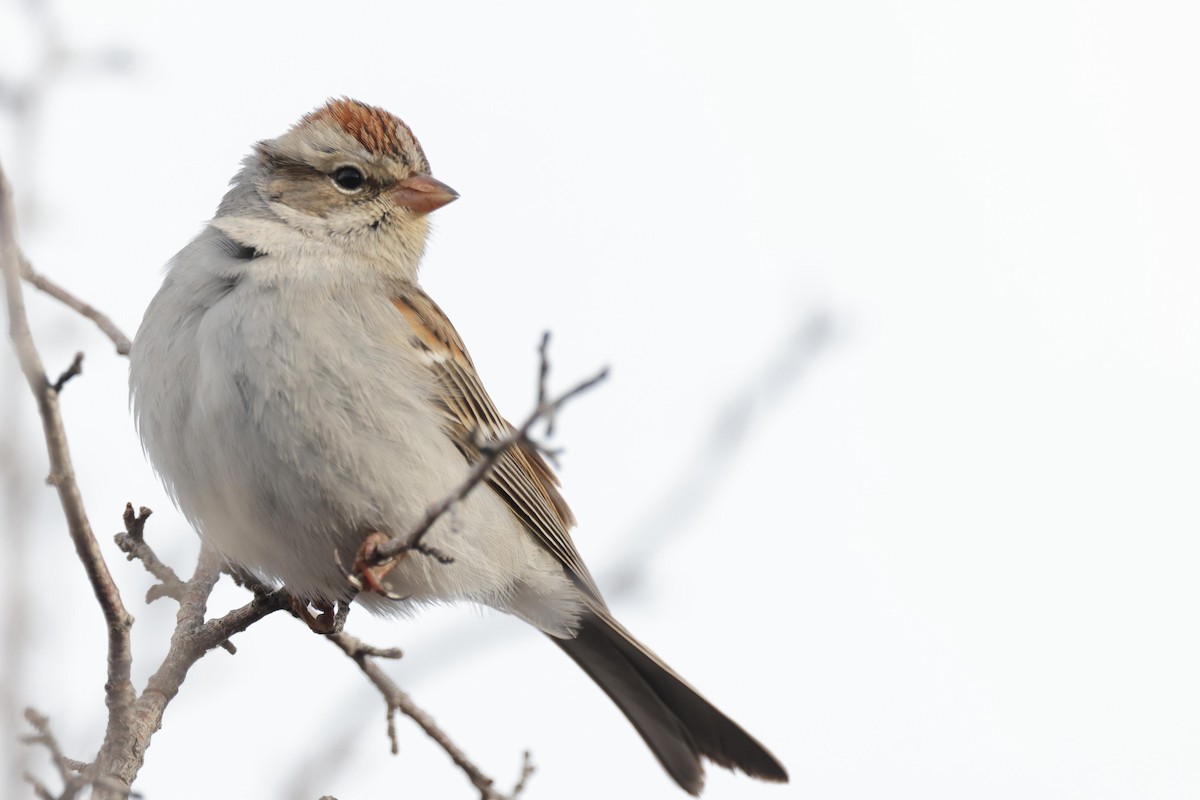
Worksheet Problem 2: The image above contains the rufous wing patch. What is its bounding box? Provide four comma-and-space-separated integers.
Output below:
392, 294, 466, 361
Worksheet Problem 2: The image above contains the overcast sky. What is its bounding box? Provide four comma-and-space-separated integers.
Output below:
2, 1, 1198, 799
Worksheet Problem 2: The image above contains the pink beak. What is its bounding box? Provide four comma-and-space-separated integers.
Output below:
389, 174, 459, 215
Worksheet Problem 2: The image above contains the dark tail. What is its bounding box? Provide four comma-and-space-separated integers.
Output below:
551, 610, 788, 795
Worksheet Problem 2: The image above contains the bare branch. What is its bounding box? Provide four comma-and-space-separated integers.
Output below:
21, 772, 56, 800
370, 333, 607, 566
113, 503, 186, 601
20, 258, 133, 355
347, 640, 404, 660
327, 632, 532, 800
113, 504, 238, 652
21, 708, 84, 799
198, 588, 291, 647
0, 159, 138, 797
508, 752, 535, 799
96, 546, 290, 796
18, 707, 137, 800
50, 351, 84, 392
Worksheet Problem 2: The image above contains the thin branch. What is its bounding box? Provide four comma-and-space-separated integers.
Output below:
508, 752, 535, 799
603, 307, 836, 594
370, 334, 608, 566
113, 503, 237, 652
197, 588, 291, 647
327, 632, 533, 800
50, 351, 83, 392
0, 159, 137, 796
113, 503, 186, 602
21, 708, 84, 800
100, 546, 289, 796
180, 546, 291, 654
20, 257, 132, 355
19, 707, 136, 800
22, 773, 55, 800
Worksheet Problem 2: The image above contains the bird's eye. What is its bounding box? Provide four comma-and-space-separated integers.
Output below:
332, 165, 366, 192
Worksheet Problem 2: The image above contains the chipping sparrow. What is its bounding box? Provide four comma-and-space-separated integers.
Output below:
129, 98, 787, 795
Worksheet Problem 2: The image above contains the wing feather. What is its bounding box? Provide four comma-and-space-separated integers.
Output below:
391, 290, 601, 602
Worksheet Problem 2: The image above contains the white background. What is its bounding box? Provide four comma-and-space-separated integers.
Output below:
2, 1, 1198, 798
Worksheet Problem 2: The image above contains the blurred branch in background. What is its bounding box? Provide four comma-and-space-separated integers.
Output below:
19, 262, 132, 354
2, 156, 138, 800
1, 3, 134, 795
0, 0, 134, 220
603, 308, 836, 597
0, 365, 35, 800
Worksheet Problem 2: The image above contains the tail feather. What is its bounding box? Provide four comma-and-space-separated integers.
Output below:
551, 610, 788, 795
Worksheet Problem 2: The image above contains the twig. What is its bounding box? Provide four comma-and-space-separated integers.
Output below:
509, 752, 535, 799
105, 547, 289, 795
371, 333, 608, 565
21, 707, 84, 799
50, 351, 83, 392
18, 707, 137, 800
0, 158, 137, 798
113, 504, 237, 652
327, 632, 531, 800
20, 257, 132, 355
22, 772, 55, 800
113, 503, 184, 600
530, 331, 609, 442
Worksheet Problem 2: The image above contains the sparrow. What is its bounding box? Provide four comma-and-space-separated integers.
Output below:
129, 98, 788, 794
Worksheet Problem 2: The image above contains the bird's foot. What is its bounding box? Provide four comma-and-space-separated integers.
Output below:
290, 595, 344, 634
350, 531, 407, 599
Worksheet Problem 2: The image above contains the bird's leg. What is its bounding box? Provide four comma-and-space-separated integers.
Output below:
352, 530, 406, 598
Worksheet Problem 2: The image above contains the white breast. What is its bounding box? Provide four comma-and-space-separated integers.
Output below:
130, 228, 583, 634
